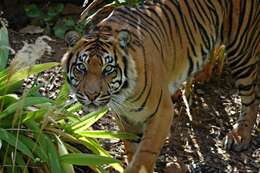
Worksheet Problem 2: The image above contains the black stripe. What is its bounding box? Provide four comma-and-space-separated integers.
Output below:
159, 3, 174, 43
227, 0, 233, 38
183, 16, 197, 57
242, 98, 256, 107
65, 53, 73, 73
238, 0, 246, 34
121, 55, 129, 89
183, 0, 198, 32
228, 51, 250, 68
131, 83, 152, 112
227, 1, 254, 49
133, 7, 165, 39
187, 51, 194, 76
115, 12, 161, 52
201, 45, 209, 61
129, 44, 148, 102
238, 83, 255, 92
132, 9, 165, 51
233, 64, 256, 80
145, 89, 163, 122
197, 0, 212, 24
205, 1, 218, 29
193, 15, 211, 50
193, 0, 206, 23
158, 1, 181, 45
220, 23, 225, 42
239, 88, 255, 97
145, 6, 169, 43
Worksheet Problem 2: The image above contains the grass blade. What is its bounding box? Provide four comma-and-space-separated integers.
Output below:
56, 135, 75, 173
0, 22, 9, 70
60, 153, 121, 166
77, 130, 139, 141
79, 137, 124, 173
18, 135, 48, 162
0, 63, 59, 93
0, 128, 34, 159
70, 107, 108, 132
0, 96, 52, 120
55, 82, 69, 105
9, 63, 59, 83
15, 152, 29, 173
46, 137, 64, 173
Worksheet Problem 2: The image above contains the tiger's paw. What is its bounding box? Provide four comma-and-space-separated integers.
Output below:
223, 122, 252, 152
165, 161, 189, 173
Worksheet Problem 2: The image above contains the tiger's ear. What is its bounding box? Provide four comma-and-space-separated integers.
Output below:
64, 30, 81, 47
118, 30, 131, 49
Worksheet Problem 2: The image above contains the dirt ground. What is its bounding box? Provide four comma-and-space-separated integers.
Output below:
8, 29, 260, 173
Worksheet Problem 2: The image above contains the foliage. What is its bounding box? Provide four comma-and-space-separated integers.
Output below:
0, 21, 9, 70
0, 63, 125, 173
24, 3, 85, 39
23, 1, 147, 39
0, 29, 139, 172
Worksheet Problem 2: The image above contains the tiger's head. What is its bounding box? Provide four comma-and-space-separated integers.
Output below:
62, 29, 137, 111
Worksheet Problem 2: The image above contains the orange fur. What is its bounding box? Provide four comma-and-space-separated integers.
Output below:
62, 1, 260, 172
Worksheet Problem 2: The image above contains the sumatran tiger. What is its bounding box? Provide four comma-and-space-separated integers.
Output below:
62, 0, 260, 172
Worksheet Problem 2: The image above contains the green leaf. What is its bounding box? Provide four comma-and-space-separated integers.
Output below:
63, 18, 75, 27
43, 15, 55, 23
0, 69, 8, 82
79, 137, 124, 172
66, 102, 82, 113
46, 137, 64, 173
22, 108, 48, 123
0, 22, 9, 70
53, 23, 66, 39
19, 135, 48, 162
24, 121, 64, 173
47, 3, 64, 17
9, 62, 59, 84
0, 94, 19, 109
0, 96, 52, 120
70, 107, 108, 132
24, 4, 43, 18
60, 153, 121, 166
15, 152, 29, 173
95, 166, 109, 173
0, 128, 34, 159
55, 82, 69, 105
0, 62, 59, 93
77, 130, 139, 141
56, 136, 75, 173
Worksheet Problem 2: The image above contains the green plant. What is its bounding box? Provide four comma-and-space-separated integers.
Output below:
0, 30, 138, 172
0, 61, 126, 173
24, 3, 85, 39
0, 64, 125, 172
0, 21, 9, 70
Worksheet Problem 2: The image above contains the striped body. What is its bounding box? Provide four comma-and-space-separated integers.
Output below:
62, 0, 260, 172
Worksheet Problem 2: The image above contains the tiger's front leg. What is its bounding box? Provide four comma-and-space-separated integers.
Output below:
124, 94, 186, 173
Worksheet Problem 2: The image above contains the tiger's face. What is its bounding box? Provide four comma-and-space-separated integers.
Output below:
62, 30, 135, 111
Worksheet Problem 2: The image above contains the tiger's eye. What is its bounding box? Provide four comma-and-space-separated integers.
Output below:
103, 65, 115, 76
77, 63, 86, 71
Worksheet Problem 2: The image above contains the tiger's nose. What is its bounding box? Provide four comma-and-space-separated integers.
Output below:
86, 91, 100, 101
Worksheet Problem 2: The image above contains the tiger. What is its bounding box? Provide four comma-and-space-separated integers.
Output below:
62, 0, 260, 172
